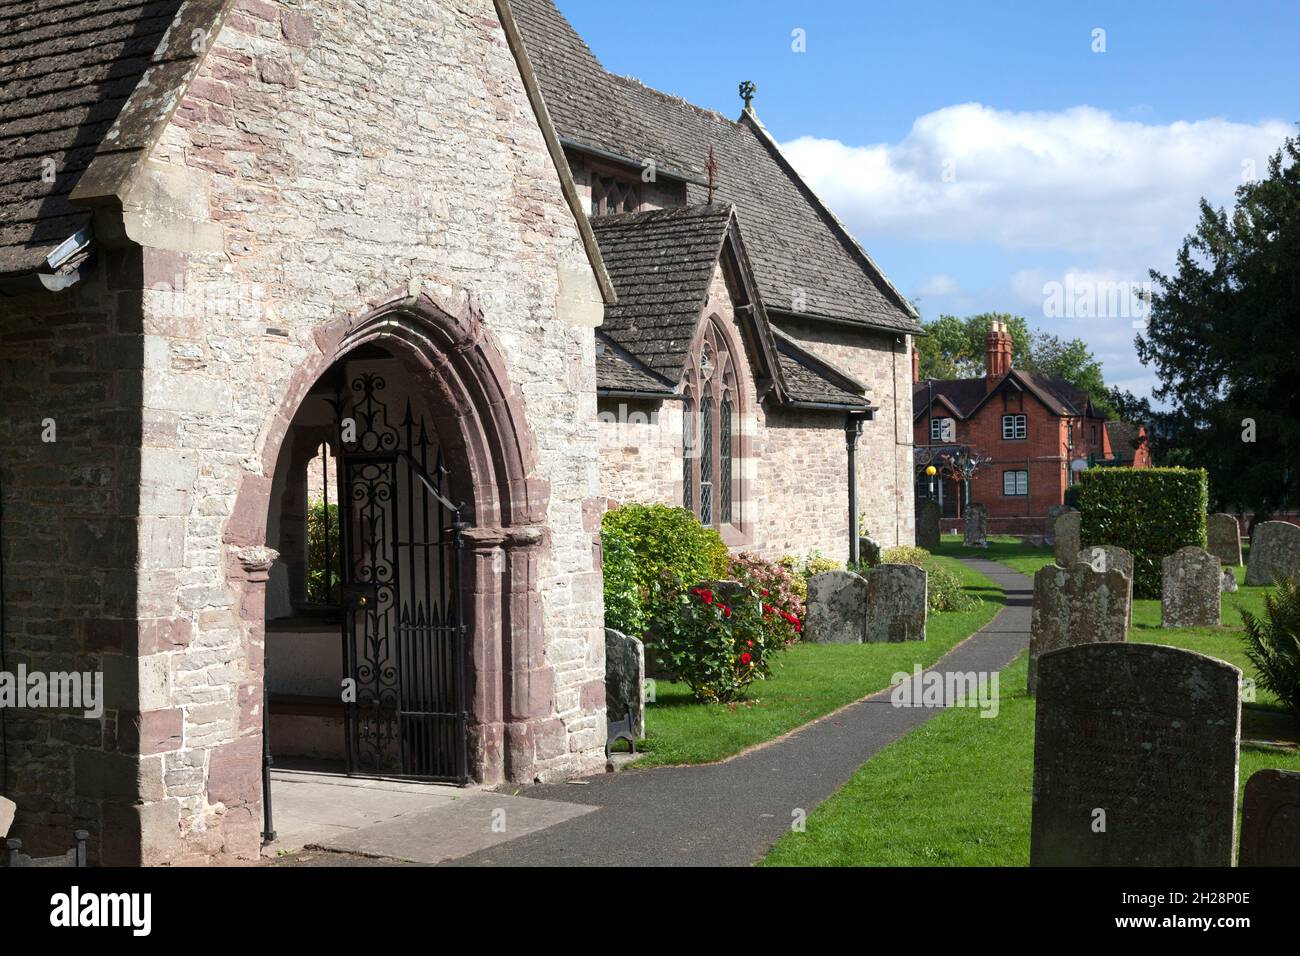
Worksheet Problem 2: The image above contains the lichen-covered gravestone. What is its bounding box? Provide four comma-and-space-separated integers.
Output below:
962, 503, 988, 548
1078, 545, 1134, 626
605, 628, 645, 740
1027, 561, 1128, 695
805, 570, 866, 644
864, 564, 927, 643
1052, 510, 1081, 567
1044, 505, 1074, 547
1246, 521, 1300, 586
1221, 568, 1238, 593
1206, 513, 1242, 566
916, 499, 941, 551
1239, 769, 1300, 866
1160, 546, 1221, 627
1030, 643, 1241, 866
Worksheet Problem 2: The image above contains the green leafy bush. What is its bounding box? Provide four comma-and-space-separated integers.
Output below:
652, 585, 776, 702
601, 504, 730, 636
729, 552, 805, 645
875, 546, 980, 613
778, 550, 843, 601
1075, 467, 1208, 598
1241, 578, 1300, 719
306, 499, 340, 604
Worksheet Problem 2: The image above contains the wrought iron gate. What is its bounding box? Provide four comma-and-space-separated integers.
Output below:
334, 371, 469, 783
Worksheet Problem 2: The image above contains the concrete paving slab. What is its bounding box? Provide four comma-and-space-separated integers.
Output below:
313, 792, 597, 864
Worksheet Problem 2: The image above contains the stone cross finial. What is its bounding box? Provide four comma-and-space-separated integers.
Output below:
739, 80, 756, 110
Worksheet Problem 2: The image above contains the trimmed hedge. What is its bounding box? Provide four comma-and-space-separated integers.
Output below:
1075, 467, 1208, 598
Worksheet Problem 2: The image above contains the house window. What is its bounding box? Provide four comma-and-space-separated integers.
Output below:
683, 318, 741, 531
591, 173, 640, 217
1001, 414, 1027, 440
1003, 470, 1028, 496
1091, 424, 1098, 446
929, 418, 943, 441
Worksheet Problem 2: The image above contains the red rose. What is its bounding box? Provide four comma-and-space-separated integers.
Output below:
746, 640, 754, 647
740, 652, 751, 665
699, 588, 713, 605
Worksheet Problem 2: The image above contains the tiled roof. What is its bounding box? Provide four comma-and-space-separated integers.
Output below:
595, 332, 676, 395
776, 337, 870, 409
913, 377, 990, 419
915, 369, 1100, 420
0, 0, 196, 278
1105, 420, 1143, 463
510, 0, 920, 334
588, 203, 733, 381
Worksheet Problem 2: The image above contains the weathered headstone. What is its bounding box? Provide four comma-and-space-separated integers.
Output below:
0, 794, 15, 838
1078, 545, 1134, 626
605, 628, 645, 740
962, 503, 988, 548
1030, 643, 1241, 866
858, 536, 881, 567
1207, 513, 1242, 566
1027, 561, 1128, 695
1239, 769, 1300, 866
1161, 546, 1221, 627
805, 571, 866, 644
864, 564, 927, 643
1052, 511, 1081, 567
1246, 521, 1300, 586
916, 499, 941, 551
1221, 568, 1238, 593
1044, 505, 1074, 546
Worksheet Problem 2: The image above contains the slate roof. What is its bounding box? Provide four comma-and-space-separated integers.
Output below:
914, 369, 1102, 421
588, 203, 733, 381
0, 0, 191, 278
595, 332, 676, 396
511, 0, 920, 334
775, 338, 870, 409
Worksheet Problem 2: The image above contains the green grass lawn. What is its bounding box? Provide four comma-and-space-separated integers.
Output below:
629, 555, 1004, 767
763, 551, 1300, 867
935, 534, 1055, 577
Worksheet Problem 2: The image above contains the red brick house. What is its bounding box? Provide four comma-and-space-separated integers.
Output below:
913, 321, 1125, 533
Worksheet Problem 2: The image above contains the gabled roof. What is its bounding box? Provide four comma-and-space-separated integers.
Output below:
773, 332, 871, 410
510, 0, 920, 335
590, 203, 736, 381
0, 0, 226, 282
914, 369, 1105, 421
1105, 420, 1146, 463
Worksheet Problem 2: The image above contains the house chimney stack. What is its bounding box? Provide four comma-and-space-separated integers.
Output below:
985, 319, 1011, 391
912, 344, 920, 383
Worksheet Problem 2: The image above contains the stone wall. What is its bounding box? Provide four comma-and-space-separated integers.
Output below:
114, 0, 605, 862
0, 250, 147, 864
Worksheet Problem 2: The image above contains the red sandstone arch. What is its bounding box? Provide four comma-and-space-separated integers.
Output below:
225, 285, 558, 785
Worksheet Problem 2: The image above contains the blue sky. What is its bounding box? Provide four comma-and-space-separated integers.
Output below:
558, 0, 1299, 402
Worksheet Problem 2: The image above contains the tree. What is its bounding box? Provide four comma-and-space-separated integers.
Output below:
1029, 333, 1112, 416
1136, 129, 1300, 513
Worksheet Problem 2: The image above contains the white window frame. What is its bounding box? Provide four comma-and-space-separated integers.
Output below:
1003, 470, 1028, 496
929, 418, 944, 441
1001, 414, 1027, 440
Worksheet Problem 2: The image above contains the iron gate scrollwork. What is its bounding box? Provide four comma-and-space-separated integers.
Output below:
333, 371, 469, 783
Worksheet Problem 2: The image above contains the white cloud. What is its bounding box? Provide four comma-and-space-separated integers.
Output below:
916, 273, 960, 297
781, 104, 1291, 256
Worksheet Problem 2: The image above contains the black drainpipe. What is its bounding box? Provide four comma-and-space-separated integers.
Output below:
0, 466, 7, 791
846, 414, 865, 566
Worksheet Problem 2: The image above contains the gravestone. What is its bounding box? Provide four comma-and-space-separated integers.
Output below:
1078, 545, 1134, 626
605, 629, 645, 741
1239, 769, 1300, 866
1246, 521, 1300, 586
962, 503, 988, 548
1207, 513, 1242, 566
858, 536, 881, 567
1027, 562, 1128, 696
1161, 546, 1221, 627
806, 571, 866, 644
864, 564, 927, 643
1221, 568, 1238, 593
1052, 510, 1081, 567
1044, 505, 1073, 546
1030, 643, 1241, 866
916, 500, 941, 551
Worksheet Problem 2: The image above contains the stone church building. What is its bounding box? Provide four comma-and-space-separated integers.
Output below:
0, 0, 917, 864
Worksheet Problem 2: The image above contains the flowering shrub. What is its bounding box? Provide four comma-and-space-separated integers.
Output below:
729, 552, 805, 645
601, 504, 730, 636
652, 585, 778, 703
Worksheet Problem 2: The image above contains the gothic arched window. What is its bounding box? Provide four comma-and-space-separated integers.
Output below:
683, 318, 740, 531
